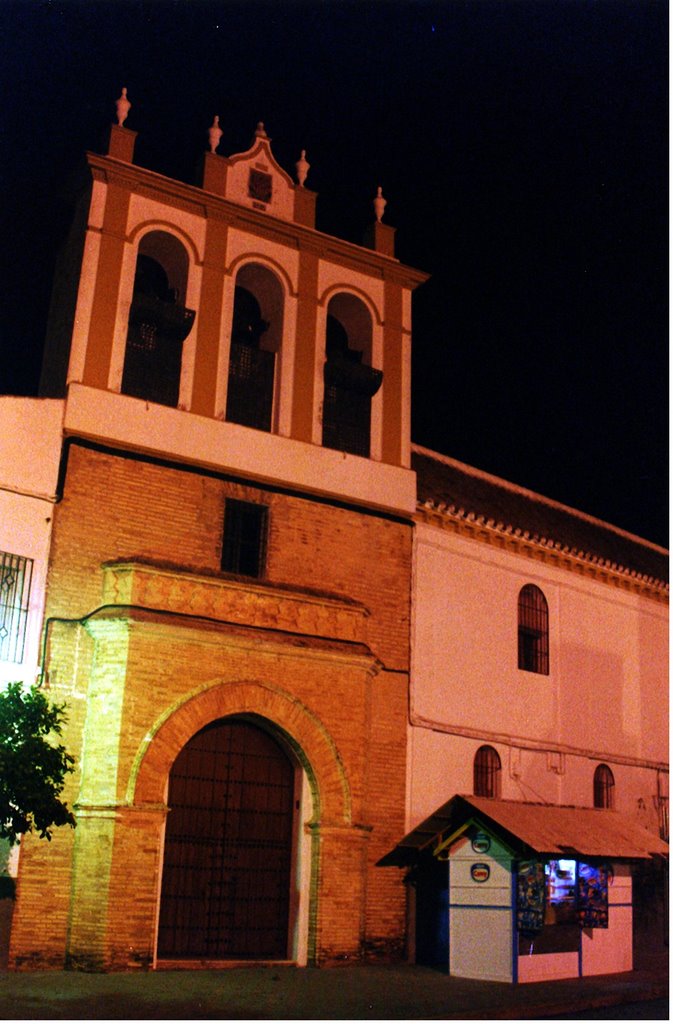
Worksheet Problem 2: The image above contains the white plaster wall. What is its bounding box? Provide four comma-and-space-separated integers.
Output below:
0, 398, 64, 686
517, 950, 579, 982
226, 229, 299, 290
581, 866, 632, 976
408, 520, 668, 828
126, 194, 208, 260
0, 397, 64, 498
63, 383, 417, 516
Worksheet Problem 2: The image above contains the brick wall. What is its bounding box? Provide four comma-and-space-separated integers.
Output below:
11, 442, 411, 968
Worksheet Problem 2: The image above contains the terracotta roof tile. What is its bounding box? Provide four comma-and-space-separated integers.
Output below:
412, 446, 668, 586
379, 794, 669, 865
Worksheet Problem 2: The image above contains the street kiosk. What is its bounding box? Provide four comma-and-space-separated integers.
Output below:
380, 795, 668, 983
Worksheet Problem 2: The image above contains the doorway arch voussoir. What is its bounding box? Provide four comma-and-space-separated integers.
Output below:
128, 679, 352, 823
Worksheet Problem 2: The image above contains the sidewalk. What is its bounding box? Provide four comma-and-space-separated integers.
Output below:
0, 954, 668, 1020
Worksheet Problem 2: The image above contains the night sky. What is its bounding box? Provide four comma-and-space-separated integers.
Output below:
1, 0, 668, 546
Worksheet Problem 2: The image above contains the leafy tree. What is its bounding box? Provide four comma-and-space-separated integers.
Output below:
0, 682, 76, 844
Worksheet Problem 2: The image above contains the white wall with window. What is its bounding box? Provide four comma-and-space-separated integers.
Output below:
0, 397, 63, 688
408, 514, 668, 836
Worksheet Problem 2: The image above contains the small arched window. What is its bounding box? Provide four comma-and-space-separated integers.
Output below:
226, 264, 283, 432
322, 293, 381, 457
518, 584, 549, 675
122, 232, 194, 408
474, 745, 501, 798
594, 764, 615, 809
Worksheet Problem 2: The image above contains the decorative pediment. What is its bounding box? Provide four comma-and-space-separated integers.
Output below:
224, 123, 297, 221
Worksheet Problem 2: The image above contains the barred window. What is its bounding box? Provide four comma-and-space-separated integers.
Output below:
0, 552, 33, 663
474, 745, 501, 798
221, 500, 268, 578
518, 584, 549, 675
593, 764, 615, 809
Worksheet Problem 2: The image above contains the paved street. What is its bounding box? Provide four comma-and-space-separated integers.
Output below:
545, 996, 668, 1019
0, 959, 667, 1020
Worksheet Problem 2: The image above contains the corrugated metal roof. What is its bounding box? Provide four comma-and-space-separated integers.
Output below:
378, 795, 669, 866
412, 447, 668, 586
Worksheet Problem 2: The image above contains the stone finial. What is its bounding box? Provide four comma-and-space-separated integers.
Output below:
373, 186, 387, 223
295, 149, 310, 187
208, 115, 223, 154
115, 87, 131, 127
255, 121, 268, 138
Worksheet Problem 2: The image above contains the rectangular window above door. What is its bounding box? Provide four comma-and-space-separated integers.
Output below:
221, 500, 268, 578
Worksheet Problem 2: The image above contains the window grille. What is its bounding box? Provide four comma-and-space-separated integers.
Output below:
518, 584, 549, 674
221, 500, 268, 578
474, 745, 501, 798
225, 341, 275, 431
593, 764, 615, 809
322, 378, 372, 457
0, 552, 33, 663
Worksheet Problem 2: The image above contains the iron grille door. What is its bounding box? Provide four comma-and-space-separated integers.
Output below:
158, 719, 295, 959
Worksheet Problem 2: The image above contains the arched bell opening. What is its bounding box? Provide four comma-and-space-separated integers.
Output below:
156, 714, 313, 964
225, 263, 284, 432
322, 292, 381, 457
121, 231, 195, 408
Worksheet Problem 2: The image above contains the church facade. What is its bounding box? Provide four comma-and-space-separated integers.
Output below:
5, 111, 425, 969
0, 100, 667, 973
392, 447, 668, 981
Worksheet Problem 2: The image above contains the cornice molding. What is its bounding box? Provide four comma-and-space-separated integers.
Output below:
415, 500, 669, 603
86, 152, 429, 290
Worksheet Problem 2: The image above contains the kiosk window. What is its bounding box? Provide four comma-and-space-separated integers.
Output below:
518, 857, 608, 955
546, 859, 576, 924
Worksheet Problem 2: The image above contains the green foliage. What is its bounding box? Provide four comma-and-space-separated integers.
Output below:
0, 682, 76, 845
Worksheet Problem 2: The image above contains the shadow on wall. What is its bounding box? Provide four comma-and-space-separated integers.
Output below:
559, 645, 627, 763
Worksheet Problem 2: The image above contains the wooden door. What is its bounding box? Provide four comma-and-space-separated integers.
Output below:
157, 718, 295, 959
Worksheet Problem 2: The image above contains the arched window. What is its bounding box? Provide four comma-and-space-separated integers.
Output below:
122, 232, 194, 407
322, 293, 381, 457
226, 264, 283, 432
474, 745, 501, 798
518, 584, 549, 675
594, 764, 615, 809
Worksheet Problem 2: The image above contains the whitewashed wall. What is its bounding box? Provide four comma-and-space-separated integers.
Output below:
0, 397, 64, 688
408, 518, 668, 831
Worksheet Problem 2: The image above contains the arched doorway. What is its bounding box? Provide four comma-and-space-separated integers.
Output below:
157, 717, 297, 960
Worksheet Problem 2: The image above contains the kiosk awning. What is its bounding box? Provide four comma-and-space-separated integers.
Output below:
378, 794, 669, 866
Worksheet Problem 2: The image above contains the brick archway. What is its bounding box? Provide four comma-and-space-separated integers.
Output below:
128, 678, 352, 824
